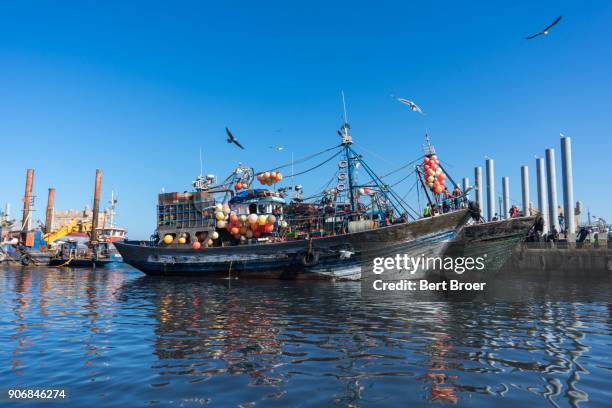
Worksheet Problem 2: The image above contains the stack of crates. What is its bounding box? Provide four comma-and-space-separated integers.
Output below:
157, 191, 216, 229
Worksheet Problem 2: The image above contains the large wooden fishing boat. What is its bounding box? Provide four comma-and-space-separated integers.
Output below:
437, 214, 537, 284
116, 118, 471, 280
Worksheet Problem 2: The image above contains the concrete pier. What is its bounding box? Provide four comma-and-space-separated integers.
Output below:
521, 166, 530, 216
536, 158, 548, 233
486, 159, 495, 221
560, 135, 575, 234
502, 176, 510, 219
474, 167, 483, 213
546, 148, 559, 232
462, 177, 470, 201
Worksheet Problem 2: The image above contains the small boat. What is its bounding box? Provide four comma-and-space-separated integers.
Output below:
48, 240, 118, 267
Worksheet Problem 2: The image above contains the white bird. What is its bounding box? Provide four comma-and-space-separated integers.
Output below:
270, 145, 285, 151
396, 98, 424, 115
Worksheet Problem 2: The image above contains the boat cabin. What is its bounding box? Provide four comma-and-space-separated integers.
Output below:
229, 189, 285, 216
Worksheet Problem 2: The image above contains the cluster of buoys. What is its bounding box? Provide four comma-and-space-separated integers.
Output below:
224, 212, 286, 240
257, 171, 283, 186
234, 180, 248, 191
215, 203, 232, 228
162, 231, 216, 249
422, 155, 446, 194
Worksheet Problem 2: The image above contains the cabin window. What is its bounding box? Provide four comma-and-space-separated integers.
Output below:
249, 204, 257, 214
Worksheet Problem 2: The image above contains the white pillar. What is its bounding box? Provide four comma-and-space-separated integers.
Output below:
474, 167, 483, 213
536, 157, 548, 233
486, 159, 495, 221
560, 135, 575, 234
502, 176, 510, 219
521, 165, 530, 216
546, 148, 559, 232
462, 177, 470, 201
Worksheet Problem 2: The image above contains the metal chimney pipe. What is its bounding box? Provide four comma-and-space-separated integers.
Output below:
502, 176, 510, 219
21, 169, 34, 233
474, 166, 483, 212
545, 148, 559, 232
521, 166, 530, 216
91, 169, 103, 243
536, 157, 548, 233
45, 188, 56, 233
560, 135, 575, 234
486, 159, 495, 221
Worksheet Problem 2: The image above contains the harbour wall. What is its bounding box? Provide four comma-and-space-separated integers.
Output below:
502, 243, 612, 274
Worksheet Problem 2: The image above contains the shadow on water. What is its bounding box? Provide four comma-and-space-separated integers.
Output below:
1, 263, 611, 407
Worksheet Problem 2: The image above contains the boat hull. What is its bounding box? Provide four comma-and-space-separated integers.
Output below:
439, 216, 536, 281
115, 209, 470, 280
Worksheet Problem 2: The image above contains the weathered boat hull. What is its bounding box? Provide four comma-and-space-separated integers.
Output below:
439, 216, 536, 282
115, 209, 470, 280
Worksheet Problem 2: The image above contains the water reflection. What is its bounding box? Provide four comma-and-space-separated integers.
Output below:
0, 265, 611, 407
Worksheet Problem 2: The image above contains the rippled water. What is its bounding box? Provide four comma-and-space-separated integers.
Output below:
1, 264, 611, 407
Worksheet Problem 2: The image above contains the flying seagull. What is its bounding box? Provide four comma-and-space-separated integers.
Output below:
225, 127, 244, 149
397, 98, 424, 115
270, 145, 285, 151
526, 16, 562, 40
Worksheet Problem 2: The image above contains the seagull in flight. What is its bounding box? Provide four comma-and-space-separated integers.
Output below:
396, 98, 424, 115
526, 16, 562, 40
270, 145, 285, 151
225, 127, 245, 149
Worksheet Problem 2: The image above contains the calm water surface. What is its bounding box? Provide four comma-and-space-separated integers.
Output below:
1, 264, 611, 407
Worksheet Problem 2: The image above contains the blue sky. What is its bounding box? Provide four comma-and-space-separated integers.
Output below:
1, 1, 611, 238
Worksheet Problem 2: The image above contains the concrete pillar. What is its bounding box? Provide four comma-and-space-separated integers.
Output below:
521, 166, 530, 216
486, 159, 495, 221
536, 157, 548, 233
91, 169, 103, 243
560, 135, 575, 234
45, 188, 56, 233
502, 176, 510, 219
462, 177, 470, 201
546, 148, 559, 232
474, 167, 483, 212
21, 169, 34, 233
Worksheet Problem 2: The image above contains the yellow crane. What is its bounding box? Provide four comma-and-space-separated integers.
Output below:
43, 219, 92, 244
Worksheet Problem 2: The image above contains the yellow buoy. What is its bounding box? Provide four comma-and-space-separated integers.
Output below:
178, 237, 187, 244
163, 235, 174, 245
258, 215, 267, 225
211, 231, 219, 240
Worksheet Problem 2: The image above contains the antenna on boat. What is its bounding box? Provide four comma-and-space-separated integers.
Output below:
339, 90, 352, 145
192, 147, 210, 191
109, 189, 117, 228
423, 129, 436, 156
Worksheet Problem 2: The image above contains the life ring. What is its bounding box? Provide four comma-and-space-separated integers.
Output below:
337, 172, 347, 181
301, 251, 320, 266
337, 183, 346, 192
338, 160, 348, 169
